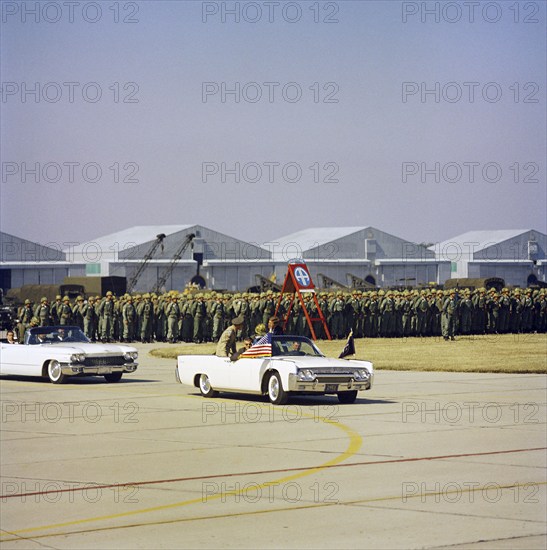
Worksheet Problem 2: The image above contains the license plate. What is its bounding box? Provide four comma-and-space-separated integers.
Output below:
325, 384, 338, 392
98, 367, 112, 374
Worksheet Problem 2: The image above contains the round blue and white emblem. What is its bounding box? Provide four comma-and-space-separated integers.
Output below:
294, 266, 311, 287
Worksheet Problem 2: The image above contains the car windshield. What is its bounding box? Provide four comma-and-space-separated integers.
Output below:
271, 336, 324, 357
26, 326, 90, 345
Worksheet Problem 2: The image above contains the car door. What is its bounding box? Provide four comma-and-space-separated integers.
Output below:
0, 343, 42, 376
230, 358, 270, 392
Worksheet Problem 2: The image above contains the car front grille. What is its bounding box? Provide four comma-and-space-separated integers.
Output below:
315, 376, 355, 384
311, 368, 356, 376
82, 356, 127, 367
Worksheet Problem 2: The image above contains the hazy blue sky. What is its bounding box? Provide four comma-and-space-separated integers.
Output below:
1, 0, 545, 249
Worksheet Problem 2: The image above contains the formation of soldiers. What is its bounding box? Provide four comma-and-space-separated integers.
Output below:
15, 286, 547, 343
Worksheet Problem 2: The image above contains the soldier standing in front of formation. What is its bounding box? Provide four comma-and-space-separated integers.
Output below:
442, 290, 458, 341
166, 294, 181, 343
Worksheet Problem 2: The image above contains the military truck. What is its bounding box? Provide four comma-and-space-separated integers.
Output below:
4, 276, 127, 309
444, 277, 505, 292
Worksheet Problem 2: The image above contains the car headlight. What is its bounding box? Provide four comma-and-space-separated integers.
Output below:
297, 369, 315, 382
354, 369, 370, 381
124, 351, 138, 361
70, 354, 85, 363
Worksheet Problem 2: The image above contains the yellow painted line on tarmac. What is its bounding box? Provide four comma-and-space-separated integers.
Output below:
2, 480, 545, 543
0, 397, 363, 539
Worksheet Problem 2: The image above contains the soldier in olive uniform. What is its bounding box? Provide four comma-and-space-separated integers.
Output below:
210, 295, 226, 341
498, 288, 511, 333
380, 290, 396, 337
81, 297, 97, 340
122, 295, 137, 342
98, 291, 115, 342
459, 290, 473, 335
400, 291, 413, 337
59, 296, 73, 326
442, 290, 458, 340
192, 294, 207, 343
72, 296, 85, 330
415, 291, 429, 337
261, 291, 276, 326
521, 289, 533, 333
34, 297, 51, 327
138, 293, 155, 343
329, 292, 345, 339
17, 299, 34, 341
50, 295, 62, 325
166, 295, 181, 343
366, 292, 380, 337
486, 291, 500, 334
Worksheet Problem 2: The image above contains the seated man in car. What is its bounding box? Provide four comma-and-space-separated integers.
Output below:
232, 337, 253, 361
289, 341, 305, 356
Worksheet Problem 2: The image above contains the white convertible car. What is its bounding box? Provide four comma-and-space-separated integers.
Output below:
0, 326, 138, 384
176, 335, 373, 404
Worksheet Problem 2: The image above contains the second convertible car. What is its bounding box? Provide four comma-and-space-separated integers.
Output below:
0, 326, 138, 384
176, 335, 373, 404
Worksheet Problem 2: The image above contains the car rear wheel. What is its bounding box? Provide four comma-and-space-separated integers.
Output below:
47, 360, 66, 384
199, 374, 218, 397
104, 372, 123, 383
337, 390, 358, 404
268, 372, 288, 405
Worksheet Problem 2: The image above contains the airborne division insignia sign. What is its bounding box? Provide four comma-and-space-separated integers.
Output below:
275, 262, 331, 341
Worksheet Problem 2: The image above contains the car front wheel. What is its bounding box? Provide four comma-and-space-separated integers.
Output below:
267, 372, 288, 405
199, 374, 218, 397
47, 360, 66, 384
104, 372, 123, 383
337, 390, 358, 404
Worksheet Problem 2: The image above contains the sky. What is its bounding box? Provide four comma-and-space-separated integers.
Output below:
1, 0, 545, 251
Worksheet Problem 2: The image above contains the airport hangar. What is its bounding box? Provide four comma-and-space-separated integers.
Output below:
1, 226, 545, 293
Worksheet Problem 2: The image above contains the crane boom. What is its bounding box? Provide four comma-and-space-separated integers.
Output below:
126, 233, 166, 293
152, 233, 195, 293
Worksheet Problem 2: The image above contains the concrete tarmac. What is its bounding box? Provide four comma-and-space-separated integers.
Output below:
0, 342, 545, 549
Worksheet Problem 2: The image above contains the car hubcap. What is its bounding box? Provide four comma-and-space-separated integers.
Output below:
200, 375, 210, 393
269, 377, 279, 400
49, 361, 61, 380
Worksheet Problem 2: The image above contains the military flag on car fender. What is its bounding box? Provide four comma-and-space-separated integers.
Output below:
339, 330, 355, 359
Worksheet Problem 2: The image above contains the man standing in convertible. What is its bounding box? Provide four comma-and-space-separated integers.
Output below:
215, 315, 244, 360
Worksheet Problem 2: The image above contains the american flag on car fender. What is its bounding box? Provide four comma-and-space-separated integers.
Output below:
240, 333, 272, 358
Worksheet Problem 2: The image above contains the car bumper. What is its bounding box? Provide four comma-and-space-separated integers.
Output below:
60, 362, 138, 375
288, 373, 373, 393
